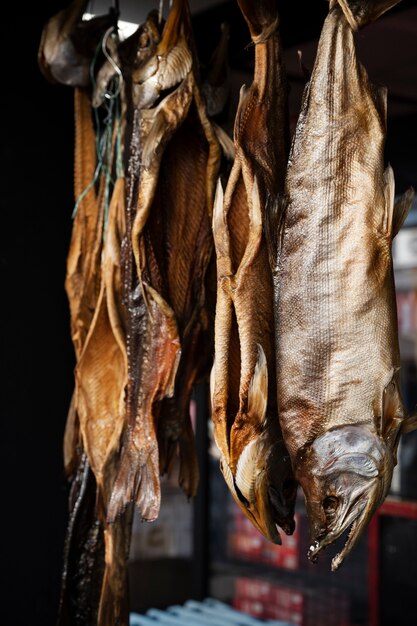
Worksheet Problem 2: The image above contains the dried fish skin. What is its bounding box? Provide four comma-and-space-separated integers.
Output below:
75, 177, 127, 490
64, 87, 106, 476
272, 0, 415, 570
211, 0, 296, 544
107, 279, 181, 523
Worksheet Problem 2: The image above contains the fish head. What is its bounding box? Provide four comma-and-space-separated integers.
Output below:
221, 434, 297, 545
132, 0, 193, 109
297, 425, 394, 570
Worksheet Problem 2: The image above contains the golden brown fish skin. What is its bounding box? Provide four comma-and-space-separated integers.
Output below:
271, 0, 414, 569
148, 93, 223, 497
64, 87, 106, 477
75, 176, 127, 491
38, 0, 117, 88
211, 0, 296, 544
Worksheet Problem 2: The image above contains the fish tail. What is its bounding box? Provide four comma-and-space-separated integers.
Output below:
332, 0, 401, 30
107, 447, 161, 523
237, 0, 278, 43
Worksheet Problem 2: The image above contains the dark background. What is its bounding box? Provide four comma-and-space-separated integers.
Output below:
1, 2, 416, 625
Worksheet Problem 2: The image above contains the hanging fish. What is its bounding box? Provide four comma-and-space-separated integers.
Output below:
38, 0, 118, 88
210, 0, 296, 544
269, 0, 416, 570
108, 0, 228, 522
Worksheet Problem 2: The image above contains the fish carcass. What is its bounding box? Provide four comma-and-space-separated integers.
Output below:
210, 0, 297, 544
269, 0, 415, 570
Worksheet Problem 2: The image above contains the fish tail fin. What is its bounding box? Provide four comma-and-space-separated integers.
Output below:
237, 0, 279, 42
332, 0, 401, 30
107, 447, 161, 523
247, 344, 269, 424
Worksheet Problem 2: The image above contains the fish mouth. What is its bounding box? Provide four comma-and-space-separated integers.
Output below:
307, 496, 370, 571
233, 478, 283, 544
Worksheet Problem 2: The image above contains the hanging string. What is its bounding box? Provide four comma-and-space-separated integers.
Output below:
72, 23, 123, 243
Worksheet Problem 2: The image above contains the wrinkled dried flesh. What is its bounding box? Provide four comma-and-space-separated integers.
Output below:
108, 283, 180, 523
66, 88, 105, 359
76, 178, 127, 487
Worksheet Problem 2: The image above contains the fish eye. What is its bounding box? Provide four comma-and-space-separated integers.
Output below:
323, 496, 339, 514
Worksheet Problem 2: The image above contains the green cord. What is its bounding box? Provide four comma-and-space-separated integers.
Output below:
72, 28, 123, 242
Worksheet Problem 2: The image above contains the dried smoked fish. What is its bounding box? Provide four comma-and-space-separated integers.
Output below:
270, 0, 416, 570
38, 0, 117, 88
210, 0, 296, 544
108, 0, 225, 521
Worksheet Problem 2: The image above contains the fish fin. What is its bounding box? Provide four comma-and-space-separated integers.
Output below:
158, 44, 192, 92
264, 192, 286, 273
381, 374, 405, 452
210, 359, 216, 412
211, 121, 235, 161
235, 438, 259, 502
107, 447, 161, 523
381, 164, 411, 239
334, 0, 401, 30
401, 411, 417, 435
212, 177, 231, 262
297, 49, 311, 81
382, 164, 396, 236
247, 344, 268, 425
392, 187, 415, 238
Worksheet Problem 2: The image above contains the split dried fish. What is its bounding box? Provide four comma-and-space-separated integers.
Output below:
108, 0, 228, 522
210, 0, 296, 544
269, 0, 416, 570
